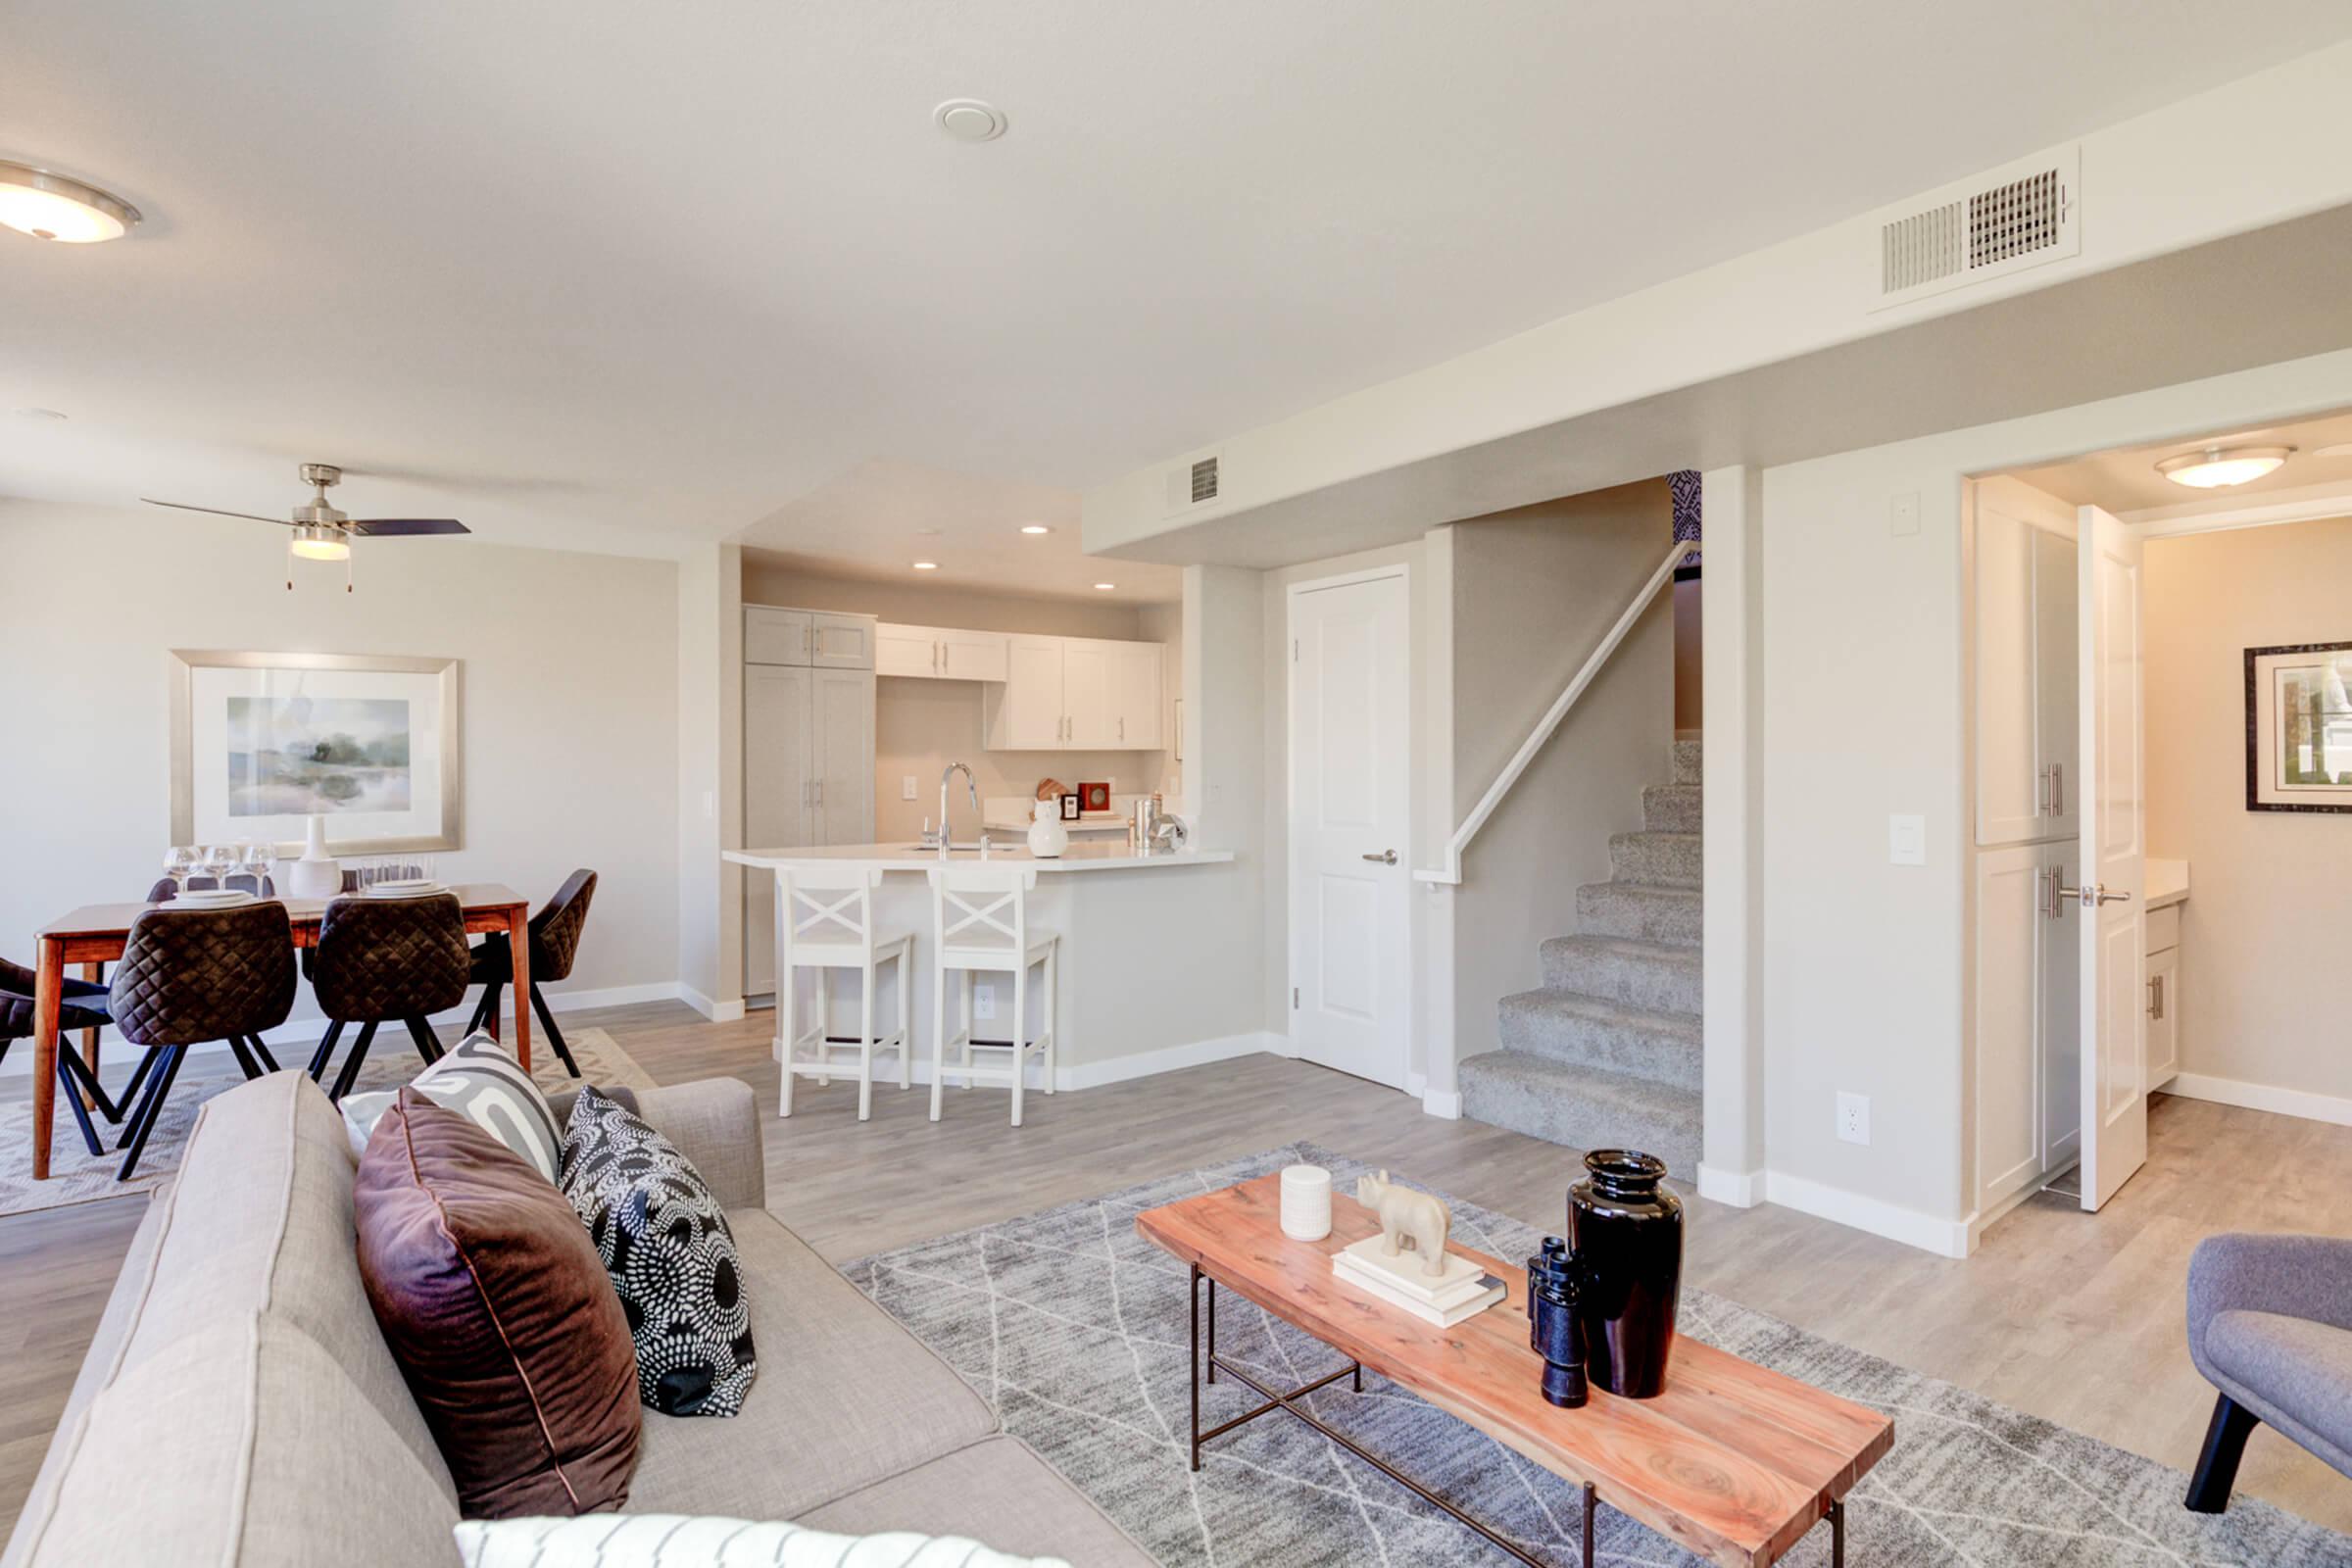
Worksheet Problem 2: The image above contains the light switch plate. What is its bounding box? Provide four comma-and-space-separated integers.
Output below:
1837, 1092, 1871, 1146
973, 982, 997, 1021
1888, 813, 1926, 866
1889, 491, 1921, 536
902, 775, 918, 801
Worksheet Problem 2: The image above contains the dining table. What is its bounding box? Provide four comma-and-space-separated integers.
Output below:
25, 882, 533, 1180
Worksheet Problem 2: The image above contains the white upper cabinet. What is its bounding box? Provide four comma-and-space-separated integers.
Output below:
809, 612, 876, 669
988, 636, 1068, 749
1109, 640, 1163, 750
1973, 478, 2078, 846
874, 622, 1010, 682
980, 633, 1167, 751
1061, 639, 1116, 749
746, 606, 875, 670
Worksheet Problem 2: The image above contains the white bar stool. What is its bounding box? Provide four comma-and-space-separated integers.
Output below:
774, 865, 912, 1121
926, 863, 1058, 1127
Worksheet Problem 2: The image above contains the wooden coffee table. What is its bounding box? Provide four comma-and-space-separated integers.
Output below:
1137, 1174, 1892, 1568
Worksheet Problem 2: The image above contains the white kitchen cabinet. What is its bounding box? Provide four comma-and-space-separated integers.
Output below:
988, 636, 1072, 750
1061, 639, 1116, 749
742, 662, 876, 996
1974, 838, 2081, 1213
746, 606, 875, 670
982, 634, 1166, 751
875, 622, 1010, 682
2146, 922, 2180, 1089
1973, 478, 2078, 847
1108, 640, 1164, 750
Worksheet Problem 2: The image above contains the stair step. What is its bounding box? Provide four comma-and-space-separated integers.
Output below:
1609, 831, 1701, 889
1458, 1053, 1700, 1179
1575, 881, 1702, 946
1642, 783, 1702, 835
1497, 989, 1703, 1091
1673, 735, 1703, 786
1541, 936, 1702, 1014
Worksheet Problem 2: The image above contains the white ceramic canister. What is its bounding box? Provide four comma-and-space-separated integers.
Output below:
1027, 799, 1070, 858
1280, 1163, 1334, 1242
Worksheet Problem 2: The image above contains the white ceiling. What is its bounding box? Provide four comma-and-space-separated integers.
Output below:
7, 1, 2352, 574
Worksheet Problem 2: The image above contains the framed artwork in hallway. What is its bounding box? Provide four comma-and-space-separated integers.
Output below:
2246, 642, 2352, 812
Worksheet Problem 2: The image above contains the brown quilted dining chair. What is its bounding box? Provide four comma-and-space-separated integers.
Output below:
466, 869, 595, 1079
108, 901, 298, 1179
305, 893, 472, 1102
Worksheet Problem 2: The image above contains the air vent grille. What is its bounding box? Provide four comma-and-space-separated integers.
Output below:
1163, 450, 1225, 515
1871, 145, 2078, 311
1190, 456, 1219, 504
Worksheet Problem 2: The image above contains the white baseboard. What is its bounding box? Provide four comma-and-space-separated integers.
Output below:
778, 1030, 1284, 1093
1696, 1163, 1763, 1207
1420, 1087, 1461, 1119
2166, 1071, 2352, 1128
679, 985, 747, 1024
1762, 1168, 1970, 1259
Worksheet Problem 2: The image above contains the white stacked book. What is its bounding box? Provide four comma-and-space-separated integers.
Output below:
1332, 1236, 1506, 1327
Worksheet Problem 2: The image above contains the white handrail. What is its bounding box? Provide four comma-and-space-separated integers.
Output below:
1415, 538, 1690, 886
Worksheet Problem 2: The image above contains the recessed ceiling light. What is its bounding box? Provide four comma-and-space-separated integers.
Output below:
1093, 582, 1116, 591
9, 407, 67, 419
1019, 524, 1052, 535
0, 161, 140, 243
2155, 445, 2292, 489
934, 99, 1008, 143
912, 561, 939, 570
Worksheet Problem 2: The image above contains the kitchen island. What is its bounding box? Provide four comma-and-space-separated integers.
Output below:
723, 840, 1257, 1103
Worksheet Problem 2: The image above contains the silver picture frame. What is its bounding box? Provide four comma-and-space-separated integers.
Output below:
169, 649, 463, 853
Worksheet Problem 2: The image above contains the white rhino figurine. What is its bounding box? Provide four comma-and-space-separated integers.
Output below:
1355, 1170, 1450, 1278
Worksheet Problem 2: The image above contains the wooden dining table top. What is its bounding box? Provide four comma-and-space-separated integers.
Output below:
1137, 1174, 1894, 1568
37, 882, 529, 943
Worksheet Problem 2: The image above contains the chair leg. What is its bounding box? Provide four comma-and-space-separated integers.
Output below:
815, 975, 832, 1087
58, 1054, 106, 1158
404, 1016, 441, 1066
56, 1044, 124, 1126
1010, 962, 1027, 1129
858, 962, 876, 1122
896, 949, 912, 1090
778, 967, 798, 1118
306, 1020, 345, 1082
2185, 1393, 2260, 1513
246, 1035, 280, 1074
119, 1046, 188, 1181
529, 984, 579, 1078
329, 1021, 380, 1102
226, 1035, 263, 1080
1042, 940, 1058, 1094
113, 1049, 164, 1144
477, 979, 506, 1038
959, 971, 974, 1089
929, 961, 947, 1122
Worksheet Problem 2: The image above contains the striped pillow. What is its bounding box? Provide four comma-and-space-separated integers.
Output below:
454, 1515, 1069, 1568
339, 1030, 562, 1183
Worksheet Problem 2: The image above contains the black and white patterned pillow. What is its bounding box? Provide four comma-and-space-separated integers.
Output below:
560, 1087, 758, 1418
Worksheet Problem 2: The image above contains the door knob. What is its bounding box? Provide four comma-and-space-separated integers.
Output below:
2055, 880, 2129, 907
1361, 849, 1397, 864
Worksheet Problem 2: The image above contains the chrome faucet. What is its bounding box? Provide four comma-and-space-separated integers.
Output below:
938, 762, 978, 856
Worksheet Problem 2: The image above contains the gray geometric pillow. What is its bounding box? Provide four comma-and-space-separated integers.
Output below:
338, 1030, 562, 1183
560, 1086, 757, 1417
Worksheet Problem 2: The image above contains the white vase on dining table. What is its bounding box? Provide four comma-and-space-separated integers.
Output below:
285, 813, 343, 899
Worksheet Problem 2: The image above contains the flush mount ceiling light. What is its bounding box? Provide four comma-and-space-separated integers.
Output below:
933, 98, 1008, 143
0, 161, 141, 243
1093, 581, 1116, 591
1019, 524, 1052, 535
912, 561, 939, 570
2155, 445, 2292, 489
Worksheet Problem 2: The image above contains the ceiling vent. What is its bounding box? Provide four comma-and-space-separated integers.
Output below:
1163, 449, 1223, 515
1871, 145, 2079, 311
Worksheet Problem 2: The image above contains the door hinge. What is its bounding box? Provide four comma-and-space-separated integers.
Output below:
1293, 638, 1298, 662
1293, 987, 1299, 1008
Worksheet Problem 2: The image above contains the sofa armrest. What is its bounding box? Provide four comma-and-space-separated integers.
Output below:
623, 1077, 765, 1209
2187, 1234, 2352, 1352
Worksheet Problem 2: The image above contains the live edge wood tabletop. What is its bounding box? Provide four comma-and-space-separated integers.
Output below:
25, 883, 534, 1181
1137, 1174, 1893, 1568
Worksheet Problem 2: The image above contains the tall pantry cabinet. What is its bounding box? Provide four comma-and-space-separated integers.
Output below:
742, 606, 876, 997
1970, 476, 2082, 1216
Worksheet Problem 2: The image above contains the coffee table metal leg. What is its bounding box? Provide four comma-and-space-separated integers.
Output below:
1832, 1499, 1844, 1567
1189, 1263, 1201, 1473
1205, 1273, 1216, 1384
1582, 1482, 1595, 1565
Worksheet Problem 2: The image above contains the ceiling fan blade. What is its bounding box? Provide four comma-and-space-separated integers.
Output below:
349, 517, 470, 537
142, 498, 294, 525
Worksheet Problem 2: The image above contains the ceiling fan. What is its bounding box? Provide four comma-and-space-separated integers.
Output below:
142, 463, 469, 591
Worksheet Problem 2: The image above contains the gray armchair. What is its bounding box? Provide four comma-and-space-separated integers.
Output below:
2184, 1232, 2352, 1511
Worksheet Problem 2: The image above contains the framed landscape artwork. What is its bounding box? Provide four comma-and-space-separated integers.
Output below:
2245, 641, 2352, 813
170, 650, 463, 852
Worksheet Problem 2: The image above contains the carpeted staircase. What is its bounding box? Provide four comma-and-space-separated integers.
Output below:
1459, 733, 1702, 1177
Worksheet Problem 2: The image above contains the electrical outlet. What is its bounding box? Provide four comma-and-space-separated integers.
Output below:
1887, 813, 1926, 866
901, 775, 917, 801
973, 982, 997, 1021
1837, 1093, 1871, 1146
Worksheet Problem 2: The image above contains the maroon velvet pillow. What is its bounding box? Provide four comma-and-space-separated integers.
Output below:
356, 1088, 640, 1518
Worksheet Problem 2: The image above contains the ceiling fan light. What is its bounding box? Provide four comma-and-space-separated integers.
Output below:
0, 163, 140, 243
2155, 445, 2292, 489
290, 523, 350, 562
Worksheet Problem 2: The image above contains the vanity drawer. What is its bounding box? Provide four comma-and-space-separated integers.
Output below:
2146, 905, 2180, 954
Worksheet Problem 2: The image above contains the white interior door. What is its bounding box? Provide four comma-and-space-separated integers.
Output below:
2077, 503, 2147, 1210
1290, 571, 1411, 1089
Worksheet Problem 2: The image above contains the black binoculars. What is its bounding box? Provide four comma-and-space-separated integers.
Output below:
1525, 1236, 1589, 1408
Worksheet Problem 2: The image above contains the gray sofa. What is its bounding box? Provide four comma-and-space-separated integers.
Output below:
2, 1070, 1153, 1566
2184, 1231, 2352, 1512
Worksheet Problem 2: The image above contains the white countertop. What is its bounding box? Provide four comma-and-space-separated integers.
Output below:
726, 841, 1235, 873
2145, 857, 2189, 910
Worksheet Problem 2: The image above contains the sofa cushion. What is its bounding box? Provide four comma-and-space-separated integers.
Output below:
626, 1210, 999, 1520
358, 1091, 641, 1519
561, 1086, 758, 1418
797, 1436, 1154, 1568
342, 1030, 564, 1181
454, 1513, 1068, 1567
2205, 1308, 2352, 1473
11, 1312, 462, 1568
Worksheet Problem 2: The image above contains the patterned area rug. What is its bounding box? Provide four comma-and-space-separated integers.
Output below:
0, 1027, 654, 1217
848, 1144, 2349, 1567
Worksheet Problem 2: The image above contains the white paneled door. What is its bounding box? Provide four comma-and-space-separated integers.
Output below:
1289, 570, 1410, 1090
2077, 503, 2147, 1211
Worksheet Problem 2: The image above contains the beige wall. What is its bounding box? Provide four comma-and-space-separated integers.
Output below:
2146, 515, 2352, 1106
1449, 481, 1676, 1054
0, 499, 682, 1012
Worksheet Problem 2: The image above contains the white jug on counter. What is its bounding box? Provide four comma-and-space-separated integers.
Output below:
1027, 800, 1069, 858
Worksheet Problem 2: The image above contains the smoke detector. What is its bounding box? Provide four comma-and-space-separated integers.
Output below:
934, 99, 1008, 143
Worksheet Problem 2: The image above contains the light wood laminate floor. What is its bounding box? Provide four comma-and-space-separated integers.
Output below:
3, 1002, 2345, 1544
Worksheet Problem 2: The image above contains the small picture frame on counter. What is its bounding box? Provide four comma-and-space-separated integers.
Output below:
1079, 781, 1111, 813
1058, 791, 1083, 822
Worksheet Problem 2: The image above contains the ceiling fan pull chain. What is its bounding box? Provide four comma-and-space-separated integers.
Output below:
345, 552, 354, 594
285, 532, 294, 592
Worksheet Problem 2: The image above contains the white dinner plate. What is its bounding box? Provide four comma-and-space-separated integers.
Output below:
363, 880, 447, 898
172, 888, 256, 907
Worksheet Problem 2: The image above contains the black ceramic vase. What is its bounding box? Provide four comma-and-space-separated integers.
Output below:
1567, 1149, 1682, 1398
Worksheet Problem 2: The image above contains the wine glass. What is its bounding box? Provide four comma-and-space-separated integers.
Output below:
162, 846, 196, 899
201, 843, 238, 892
241, 841, 274, 894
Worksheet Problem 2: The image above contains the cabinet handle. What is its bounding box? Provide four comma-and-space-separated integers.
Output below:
2036, 765, 2050, 815
813, 779, 824, 806
934, 640, 942, 674
1118, 716, 1125, 743
2148, 974, 2165, 1020
2049, 762, 2064, 818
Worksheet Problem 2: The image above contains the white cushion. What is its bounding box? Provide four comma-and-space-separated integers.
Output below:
454, 1514, 1068, 1568
339, 1030, 563, 1182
